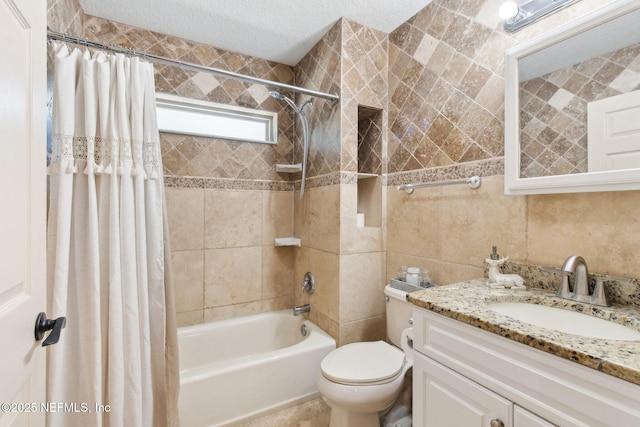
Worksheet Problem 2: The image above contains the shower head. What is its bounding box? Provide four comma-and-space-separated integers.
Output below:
269, 90, 300, 112
269, 91, 285, 101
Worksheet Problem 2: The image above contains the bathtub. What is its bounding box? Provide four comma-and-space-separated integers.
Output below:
178, 310, 336, 426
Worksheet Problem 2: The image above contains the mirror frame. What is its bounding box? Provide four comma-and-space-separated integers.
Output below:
504, 0, 640, 195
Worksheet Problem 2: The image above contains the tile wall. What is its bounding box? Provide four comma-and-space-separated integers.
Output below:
48, 0, 83, 36
50, 5, 302, 326
292, 19, 391, 346
387, 0, 640, 285
49, 0, 640, 341
46, 0, 640, 423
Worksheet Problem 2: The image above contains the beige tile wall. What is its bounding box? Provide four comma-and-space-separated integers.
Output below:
387, 0, 640, 285
388, 174, 640, 283
337, 21, 389, 346
167, 188, 295, 326
292, 19, 390, 346
66, 14, 302, 327
50, 0, 640, 346
82, 16, 297, 183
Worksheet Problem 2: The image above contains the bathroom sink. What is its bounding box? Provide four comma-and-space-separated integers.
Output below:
488, 302, 640, 340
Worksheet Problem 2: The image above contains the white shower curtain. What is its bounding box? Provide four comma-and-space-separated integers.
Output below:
47, 42, 179, 427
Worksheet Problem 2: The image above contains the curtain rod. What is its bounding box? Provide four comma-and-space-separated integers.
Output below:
47, 30, 340, 106
397, 176, 482, 194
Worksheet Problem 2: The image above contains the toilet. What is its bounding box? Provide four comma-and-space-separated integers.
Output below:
317, 285, 414, 427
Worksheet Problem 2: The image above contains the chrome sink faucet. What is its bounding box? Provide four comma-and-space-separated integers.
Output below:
557, 255, 609, 306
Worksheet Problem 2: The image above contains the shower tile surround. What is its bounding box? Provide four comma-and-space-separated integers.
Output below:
47, 1, 640, 421
293, 19, 390, 345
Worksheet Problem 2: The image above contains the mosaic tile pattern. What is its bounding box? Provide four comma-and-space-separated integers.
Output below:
82, 16, 297, 183
164, 176, 294, 191
386, 157, 503, 187
520, 43, 640, 178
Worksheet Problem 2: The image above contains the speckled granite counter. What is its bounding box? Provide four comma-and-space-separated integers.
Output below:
407, 279, 640, 386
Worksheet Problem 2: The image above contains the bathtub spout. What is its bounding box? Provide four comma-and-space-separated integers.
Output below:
293, 304, 311, 316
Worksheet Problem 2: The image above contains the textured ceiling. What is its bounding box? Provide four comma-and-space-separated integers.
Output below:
79, 0, 433, 66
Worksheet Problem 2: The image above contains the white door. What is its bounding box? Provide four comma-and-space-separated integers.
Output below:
0, 0, 47, 425
414, 353, 513, 427
588, 89, 640, 172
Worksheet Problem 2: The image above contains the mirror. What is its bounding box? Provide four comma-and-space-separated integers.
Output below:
504, 0, 640, 195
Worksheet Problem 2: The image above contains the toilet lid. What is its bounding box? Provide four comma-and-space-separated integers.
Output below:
321, 341, 405, 385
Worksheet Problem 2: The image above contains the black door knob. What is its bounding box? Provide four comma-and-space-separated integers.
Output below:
34, 312, 66, 347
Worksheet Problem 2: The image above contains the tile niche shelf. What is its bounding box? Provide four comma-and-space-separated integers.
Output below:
357, 173, 378, 180
275, 163, 302, 173
274, 162, 302, 247
357, 105, 383, 228
274, 237, 301, 247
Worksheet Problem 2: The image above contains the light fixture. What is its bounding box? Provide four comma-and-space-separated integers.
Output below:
499, 1, 519, 20
501, 0, 582, 32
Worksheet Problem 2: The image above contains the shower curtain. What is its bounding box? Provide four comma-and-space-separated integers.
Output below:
46, 42, 179, 427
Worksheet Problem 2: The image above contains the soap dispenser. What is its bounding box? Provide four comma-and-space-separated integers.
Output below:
486, 246, 508, 283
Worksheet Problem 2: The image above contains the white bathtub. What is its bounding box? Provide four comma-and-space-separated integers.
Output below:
178, 310, 336, 426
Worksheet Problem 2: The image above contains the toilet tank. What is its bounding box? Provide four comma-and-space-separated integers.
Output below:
384, 285, 413, 348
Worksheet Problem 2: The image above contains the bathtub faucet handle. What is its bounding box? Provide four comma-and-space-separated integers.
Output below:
301, 272, 315, 295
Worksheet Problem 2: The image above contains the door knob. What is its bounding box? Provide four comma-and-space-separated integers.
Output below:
34, 312, 66, 346
490, 419, 505, 427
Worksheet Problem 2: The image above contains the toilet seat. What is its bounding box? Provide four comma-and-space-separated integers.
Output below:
320, 341, 406, 386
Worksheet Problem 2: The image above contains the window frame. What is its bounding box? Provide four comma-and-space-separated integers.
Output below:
155, 93, 278, 144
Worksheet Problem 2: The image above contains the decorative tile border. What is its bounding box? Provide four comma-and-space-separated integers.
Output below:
164, 175, 294, 191
165, 170, 390, 192
386, 157, 503, 187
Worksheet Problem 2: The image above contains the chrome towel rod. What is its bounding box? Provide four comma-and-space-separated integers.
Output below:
397, 176, 481, 194
46, 30, 340, 106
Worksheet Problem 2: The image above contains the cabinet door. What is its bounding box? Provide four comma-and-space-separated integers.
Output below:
414, 352, 512, 427
514, 406, 556, 427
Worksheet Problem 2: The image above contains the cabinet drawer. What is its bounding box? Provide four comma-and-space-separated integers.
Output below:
413, 306, 640, 427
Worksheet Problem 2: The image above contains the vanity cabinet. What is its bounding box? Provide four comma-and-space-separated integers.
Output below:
416, 353, 555, 426
415, 352, 512, 426
412, 306, 640, 427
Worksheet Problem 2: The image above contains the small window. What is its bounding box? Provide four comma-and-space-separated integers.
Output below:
155, 93, 278, 144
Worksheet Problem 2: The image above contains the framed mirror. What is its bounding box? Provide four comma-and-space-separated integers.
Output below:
504, 0, 640, 195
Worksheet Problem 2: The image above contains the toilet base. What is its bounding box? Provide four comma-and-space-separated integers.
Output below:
329, 405, 381, 427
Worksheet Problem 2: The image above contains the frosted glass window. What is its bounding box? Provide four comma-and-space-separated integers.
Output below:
156, 93, 277, 144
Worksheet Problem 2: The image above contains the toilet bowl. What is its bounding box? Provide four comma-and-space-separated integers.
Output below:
317, 285, 414, 427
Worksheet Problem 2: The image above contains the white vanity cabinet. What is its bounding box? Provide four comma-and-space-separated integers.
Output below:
415, 353, 513, 426
412, 306, 640, 427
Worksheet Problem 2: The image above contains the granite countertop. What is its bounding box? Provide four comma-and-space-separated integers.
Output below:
407, 279, 640, 386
